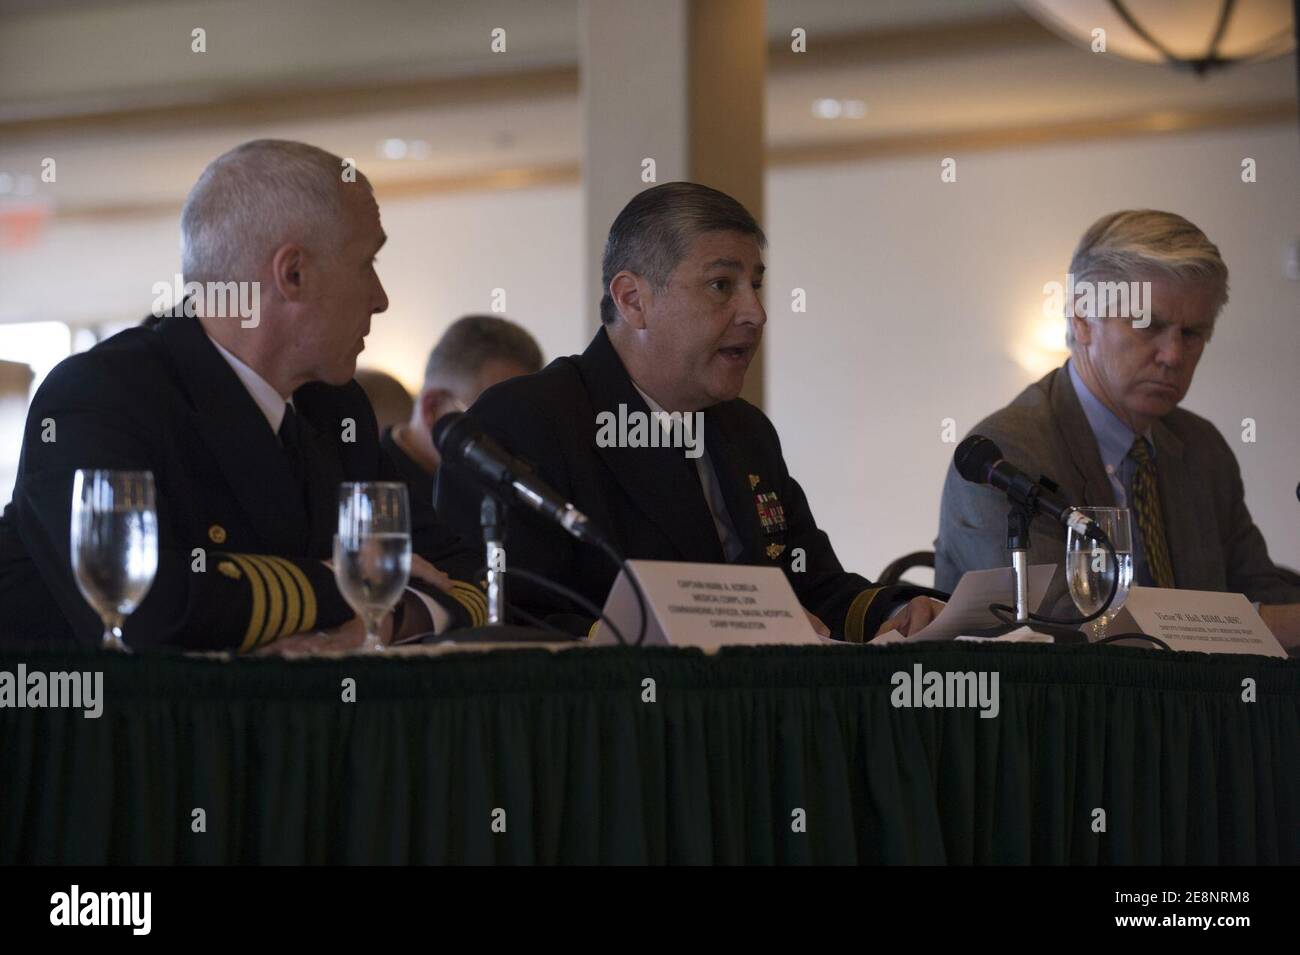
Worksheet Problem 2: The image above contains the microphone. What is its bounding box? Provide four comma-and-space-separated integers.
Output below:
433, 412, 603, 546
954, 435, 1099, 538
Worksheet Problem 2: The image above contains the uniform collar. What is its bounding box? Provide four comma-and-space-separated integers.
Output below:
575, 327, 724, 561
630, 380, 682, 440
205, 333, 292, 434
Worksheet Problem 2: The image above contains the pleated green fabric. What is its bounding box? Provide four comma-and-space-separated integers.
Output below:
1, 643, 1296, 864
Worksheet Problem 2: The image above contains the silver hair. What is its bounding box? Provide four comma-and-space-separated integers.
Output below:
181, 139, 367, 285
1064, 209, 1229, 347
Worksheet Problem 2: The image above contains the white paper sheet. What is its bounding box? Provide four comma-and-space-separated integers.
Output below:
874, 564, 1058, 643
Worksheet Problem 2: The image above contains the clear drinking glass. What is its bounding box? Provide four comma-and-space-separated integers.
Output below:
1065, 506, 1134, 641
333, 482, 411, 652
70, 469, 159, 652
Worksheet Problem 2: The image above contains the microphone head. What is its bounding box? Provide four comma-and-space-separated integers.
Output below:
954, 434, 1003, 485
431, 411, 479, 458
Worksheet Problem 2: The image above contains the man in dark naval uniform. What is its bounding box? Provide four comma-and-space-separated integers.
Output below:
436, 182, 939, 641
0, 139, 486, 651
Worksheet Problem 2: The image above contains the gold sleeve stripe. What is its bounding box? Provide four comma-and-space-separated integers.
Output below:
243, 555, 286, 647
449, 579, 487, 616
586, 620, 600, 641
268, 556, 317, 634
249, 555, 300, 642
452, 584, 487, 628
468, 586, 490, 625
845, 587, 884, 644
230, 554, 268, 653
448, 581, 488, 628
264, 556, 304, 640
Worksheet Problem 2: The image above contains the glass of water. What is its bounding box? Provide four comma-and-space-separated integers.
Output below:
70, 469, 159, 652
333, 482, 411, 652
1065, 506, 1134, 641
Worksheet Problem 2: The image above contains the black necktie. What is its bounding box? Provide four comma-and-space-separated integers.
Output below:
277, 403, 308, 497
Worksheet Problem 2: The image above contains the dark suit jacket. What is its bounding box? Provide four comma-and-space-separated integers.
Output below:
934, 363, 1300, 610
435, 327, 915, 641
0, 314, 486, 650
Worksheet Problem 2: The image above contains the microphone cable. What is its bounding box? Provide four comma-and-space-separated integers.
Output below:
964, 528, 1170, 648
470, 536, 650, 647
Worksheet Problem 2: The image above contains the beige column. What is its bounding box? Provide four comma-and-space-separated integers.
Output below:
580, 0, 767, 407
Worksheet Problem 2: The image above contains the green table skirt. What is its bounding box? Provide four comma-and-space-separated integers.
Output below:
1, 641, 1296, 864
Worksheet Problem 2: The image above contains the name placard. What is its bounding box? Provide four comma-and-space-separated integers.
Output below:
595, 559, 819, 650
1110, 587, 1286, 657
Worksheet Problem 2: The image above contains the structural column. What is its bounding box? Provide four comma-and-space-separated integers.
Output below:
580, 0, 766, 406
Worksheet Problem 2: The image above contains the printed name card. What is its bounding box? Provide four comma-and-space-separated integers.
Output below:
1111, 587, 1286, 658
596, 559, 819, 650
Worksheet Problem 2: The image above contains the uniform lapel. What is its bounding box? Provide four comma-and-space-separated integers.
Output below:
704, 407, 764, 562
156, 315, 310, 553
577, 329, 722, 561
293, 390, 349, 558
1047, 363, 1117, 507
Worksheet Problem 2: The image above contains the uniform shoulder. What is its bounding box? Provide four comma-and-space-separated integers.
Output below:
715, 394, 772, 428
299, 377, 370, 417
33, 326, 166, 409
713, 396, 782, 450
472, 354, 586, 423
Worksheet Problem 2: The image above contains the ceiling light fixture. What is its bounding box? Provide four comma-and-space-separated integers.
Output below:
379, 138, 408, 160
812, 98, 867, 119
1019, 0, 1295, 76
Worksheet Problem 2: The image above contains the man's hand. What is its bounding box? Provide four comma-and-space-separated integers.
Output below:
326, 554, 454, 594
410, 554, 454, 593
804, 608, 830, 637
1259, 603, 1300, 653
255, 611, 393, 655
875, 596, 945, 638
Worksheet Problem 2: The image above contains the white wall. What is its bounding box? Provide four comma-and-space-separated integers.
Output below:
2, 123, 1297, 579
361, 184, 584, 390
0, 185, 585, 390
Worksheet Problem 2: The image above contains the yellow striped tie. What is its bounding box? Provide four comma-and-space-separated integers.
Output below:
1128, 437, 1175, 588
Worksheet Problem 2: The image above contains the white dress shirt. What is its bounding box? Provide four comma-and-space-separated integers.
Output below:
206, 334, 291, 433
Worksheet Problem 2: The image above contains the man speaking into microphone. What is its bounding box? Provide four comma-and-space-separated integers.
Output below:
435, 182, 939, 641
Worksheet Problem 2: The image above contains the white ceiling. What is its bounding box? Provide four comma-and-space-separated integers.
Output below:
0, 0, 1293, 212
